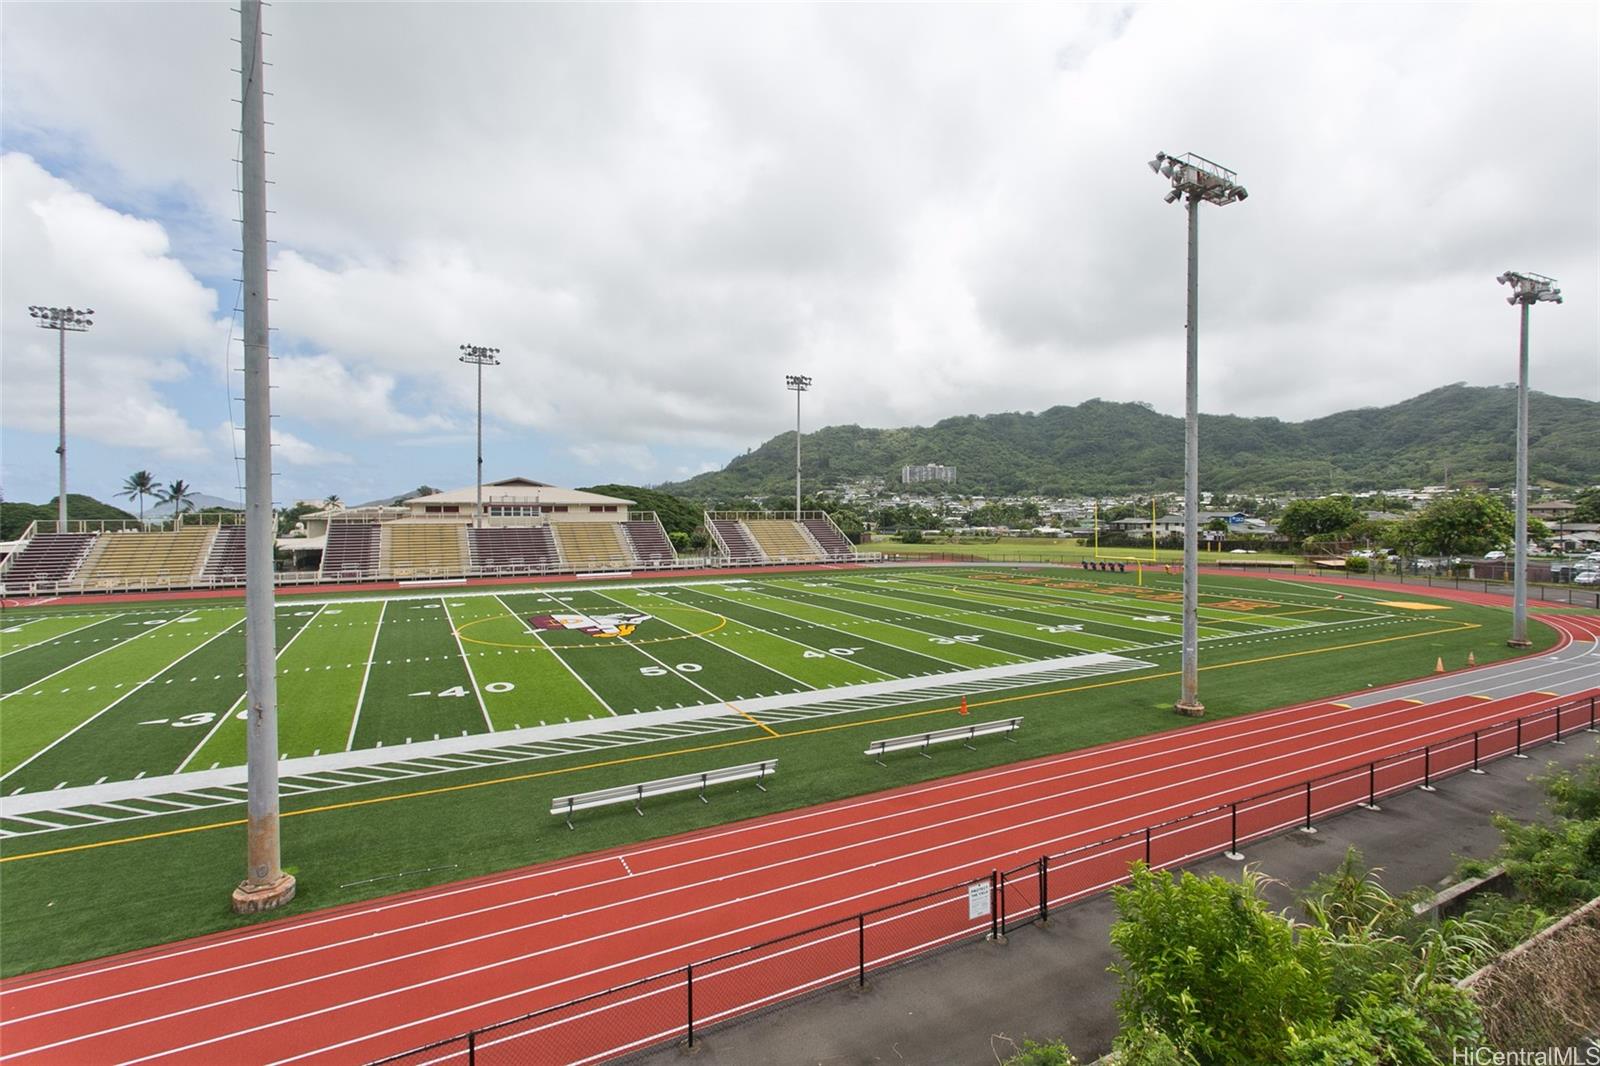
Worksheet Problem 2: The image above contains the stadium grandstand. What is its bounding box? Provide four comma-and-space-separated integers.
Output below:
705, 511, 857, 565
0, 481, 872, 595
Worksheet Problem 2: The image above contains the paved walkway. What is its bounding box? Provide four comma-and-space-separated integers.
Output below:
636, 731, 1600, 1065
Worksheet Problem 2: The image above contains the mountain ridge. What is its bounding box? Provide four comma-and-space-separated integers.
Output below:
660, 384, 1600, 500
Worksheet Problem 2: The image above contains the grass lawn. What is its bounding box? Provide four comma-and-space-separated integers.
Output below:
0, 565, 1564, 977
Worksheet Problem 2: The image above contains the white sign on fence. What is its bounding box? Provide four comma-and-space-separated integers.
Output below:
968, 879, 991, 921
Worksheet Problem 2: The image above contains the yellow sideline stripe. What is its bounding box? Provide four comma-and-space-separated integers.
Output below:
0, 618, 1485, 864
729, 703, 779, 738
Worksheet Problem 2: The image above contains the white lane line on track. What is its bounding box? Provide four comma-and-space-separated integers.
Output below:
123, 690, 1597, 1066
3, 617, 1590, 1008
3, 684, 1578, 1054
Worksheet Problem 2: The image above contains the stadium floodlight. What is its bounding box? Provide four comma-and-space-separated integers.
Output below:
28, 305, 95, 528
785, 374, 813, 517
458, 344, 503, 529
1496, 270, 1562, 649
1149, 150, 1248, 718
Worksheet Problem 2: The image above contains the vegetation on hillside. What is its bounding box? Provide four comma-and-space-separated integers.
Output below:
578, 484, 704, 540
0, 495, 136, 540
661, 384, 1600, 500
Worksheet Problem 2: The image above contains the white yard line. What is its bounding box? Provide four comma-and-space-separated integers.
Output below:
0, 614, 239, 786
0, 614, 116, 658
176, 604, 329, 773
691, 583, 973, 671
442, 598, 493, 733
492, 594, 618, 716
592, 589, 816, 692
0, 613, 176, 700
346, 601, 388, 751
763, 581, 1038, 665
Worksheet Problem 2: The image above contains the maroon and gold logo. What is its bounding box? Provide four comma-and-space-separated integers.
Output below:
528, 611, 651, 638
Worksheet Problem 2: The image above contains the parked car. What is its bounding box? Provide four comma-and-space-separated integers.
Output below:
1484, 550, 1506, 561
1575, 571, 1600, 586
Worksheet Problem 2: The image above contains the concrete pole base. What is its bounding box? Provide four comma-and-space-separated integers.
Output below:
1174, 701, 1206, 718
1223, 851, 1244, 861
1506, 638, 1532, 649
1298, 826, 1318, 835
232, 873, 296, 914
1470, 768, 1487, 775
1357, 803, 1381, 812
1418, 785, 1437, 793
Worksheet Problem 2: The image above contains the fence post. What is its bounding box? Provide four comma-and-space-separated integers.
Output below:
468, 1030, 476, 1066
989, 869, 1000, 942
1589, 695, 1597, 734
1144, 826, 1152, 866
1514, 717, 1529, 758
1361, 762, 1380, 809
1552, 703, 1565, 745
1300, 781, 1316, 833
1039, 856, 1049, 924
857, 914, 866, 987
1225, 802, 1243, 860
686, 964, 695, 1047
1471, 731, 1485, 774
1420, 747, 1436, 791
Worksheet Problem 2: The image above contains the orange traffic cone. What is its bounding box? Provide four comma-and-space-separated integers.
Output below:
1435, 656, 1445, 674
1467, 651, 1477, 667
958, 695, 969, 716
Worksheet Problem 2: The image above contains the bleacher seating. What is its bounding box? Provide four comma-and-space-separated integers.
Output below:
1, 532, 98, 588
468, 526, 561, 572
320, 523, 380, 579
201, 524, 246, 579
82, 528, 214, 585
801, 517, 854, 558
387, 523, 467, 577
709, 519, 765, 563
552, 522, 632, 570
621, 519, 676, 565
744, 519, 823, 561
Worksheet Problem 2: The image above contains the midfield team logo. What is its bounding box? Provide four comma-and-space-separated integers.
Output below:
528, 611, 651, 638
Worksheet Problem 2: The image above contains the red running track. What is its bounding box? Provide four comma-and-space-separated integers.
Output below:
1, 612, 1595, 1065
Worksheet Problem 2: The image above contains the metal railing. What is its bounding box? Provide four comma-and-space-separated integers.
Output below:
368, 691, 1598, 1066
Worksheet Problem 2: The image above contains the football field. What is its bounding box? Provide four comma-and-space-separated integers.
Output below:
0, 566, 1407, 797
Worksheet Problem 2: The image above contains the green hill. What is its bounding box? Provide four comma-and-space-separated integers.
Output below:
1, 495, 138, 541
661, 384, 1600, 500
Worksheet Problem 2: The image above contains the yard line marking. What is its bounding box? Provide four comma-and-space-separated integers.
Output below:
0, 614, 239, 787
662, 590, 893, 682
442, 598, 493, 733
593, 589, 816, 692
493, 595, 617, 717
766, 580, 1038, 665
177, 604, 328, 774
616, 631, 730, 704
691, 583, 967, 671
0, 615, 115, 658
0, 612, 162, 700
346, 601, 388, 751
726, 702, 780, 737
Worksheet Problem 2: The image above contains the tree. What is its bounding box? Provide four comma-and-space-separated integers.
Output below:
1275, 496, 1364, 544
117, 470, 158, 523
157, 480, 197, 528
1205, 517, 1229, 534
1410, 492, 1515, 557
1571, 488, 1600, 524
324, 494, 343, 509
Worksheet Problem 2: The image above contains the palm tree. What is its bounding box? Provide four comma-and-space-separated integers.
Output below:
157, 480, 197, 528
118, 470, 158, 524
324, 494, 343, 510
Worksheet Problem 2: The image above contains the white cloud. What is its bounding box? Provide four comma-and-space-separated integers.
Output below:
0, 153, 217, 460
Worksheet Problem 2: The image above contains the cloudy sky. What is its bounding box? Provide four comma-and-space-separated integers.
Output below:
2, 3, 1595, 508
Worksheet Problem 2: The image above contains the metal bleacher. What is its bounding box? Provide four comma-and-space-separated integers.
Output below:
468, 526, 561, 573
744, 519, 823, 562
707, 518, 766, 563
81, 528, 214, 586
386, 523, 468, 578
552, 522, 633, 570
320, 522, 380, 580
1, 532, 99, 589
801, 516, 854, 558
620, 517, 677, 566
201, 524, 246, 580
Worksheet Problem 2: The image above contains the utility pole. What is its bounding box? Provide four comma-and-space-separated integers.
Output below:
232, 0, 294, 914
785, 374, 812, 515
1496, 270, 1562, 648
27, 306, 93, 529
1148, 151, 1248, 717
458, 345, 501, 527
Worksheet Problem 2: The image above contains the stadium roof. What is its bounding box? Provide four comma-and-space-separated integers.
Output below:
407, 479, 635, 507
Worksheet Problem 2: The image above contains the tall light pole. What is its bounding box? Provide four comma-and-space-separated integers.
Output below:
458, 345, 501, 528
1148, 151, 1248, 717
27, 305, 93, 529
1496, 270, 1562, 648
232, 0, 293, 914
785, 374, 812, 516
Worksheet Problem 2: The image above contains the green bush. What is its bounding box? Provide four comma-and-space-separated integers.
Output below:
1345, 556, 1370, 573
999, 1038, 1077, 1066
